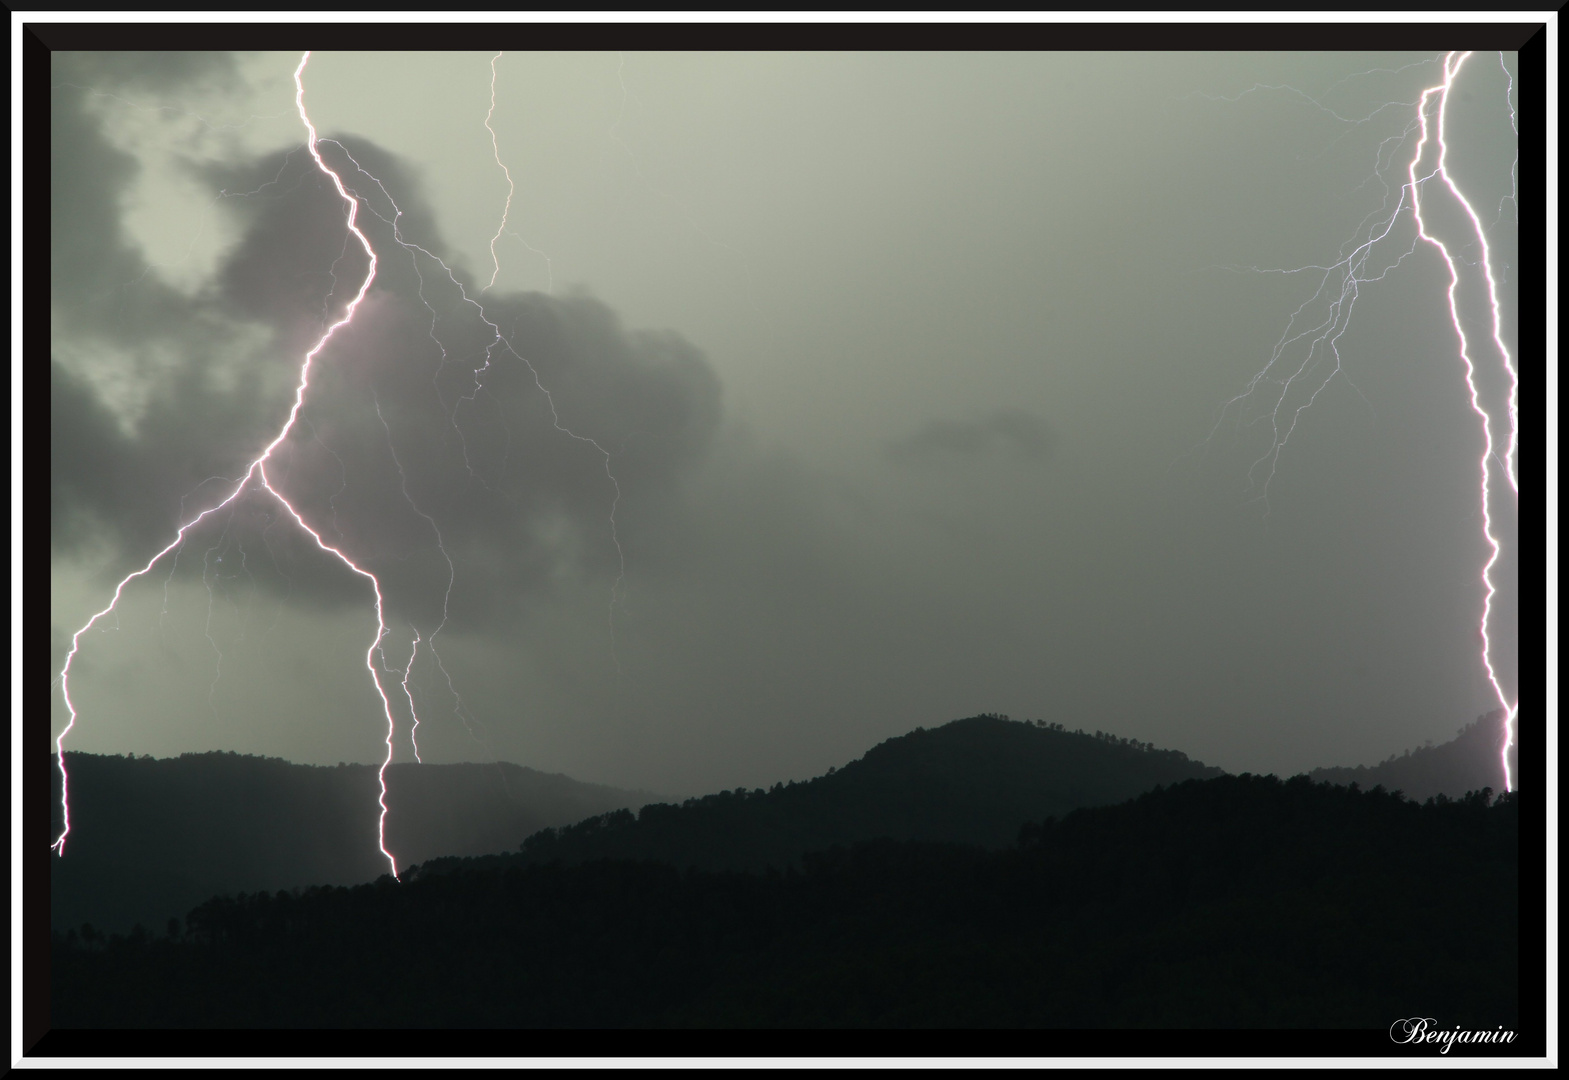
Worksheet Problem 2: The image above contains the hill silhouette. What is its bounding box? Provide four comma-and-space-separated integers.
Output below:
415, 715, 1224, 877
49, 751, 655, 935
1308, 710, 1514, 802
51, 774, 1518, 1029
50, 712, 1507, 940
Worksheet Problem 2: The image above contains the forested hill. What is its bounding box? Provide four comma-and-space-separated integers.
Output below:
1309, 711, 1513, 803
49, 752, 655, 934
52, 775, 1519, 1029
417, 715, 1225, 877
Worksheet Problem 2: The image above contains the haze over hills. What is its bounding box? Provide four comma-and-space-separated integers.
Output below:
420, 715, 1225, 876
49, 712, 1510, 936
49, 752, 657, 935
1308, 710, 1514, 803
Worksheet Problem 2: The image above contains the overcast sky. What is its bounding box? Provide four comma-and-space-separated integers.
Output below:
50, 49, 1521, 797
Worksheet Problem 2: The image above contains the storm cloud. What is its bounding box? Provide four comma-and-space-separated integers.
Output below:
52, 116, 725, 634
49, 49, 1521, 796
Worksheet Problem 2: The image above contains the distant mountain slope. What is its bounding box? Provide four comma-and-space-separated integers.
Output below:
52, 775, 1518, 1029
1308, 711, 1513, 802
50, 752, 655, 934
419, 715, 1225, 876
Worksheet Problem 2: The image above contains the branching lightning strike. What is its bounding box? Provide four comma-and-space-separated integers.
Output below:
54, 52, 403, 877
56, 51, 635, 873
1215, 51, 1519, 790
1406, 51, 1519, 791
325, 57, 628, 678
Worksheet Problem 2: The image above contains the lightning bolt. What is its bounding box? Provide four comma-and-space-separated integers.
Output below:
482, 51, 516, 294
56, 51, 640, 868
53, 52, 403, 877
1214, 52, 1518, 791
401, 630, 425, 765
1406, 51, 1519, 791
328, 91, 628, 676
374, 393, 456, 765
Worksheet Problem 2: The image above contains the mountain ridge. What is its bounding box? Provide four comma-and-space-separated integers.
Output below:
416, 715, 1226, 876
49, 751, 656, 935
49, 711, 1509, 934
52, 772, 1519, 1029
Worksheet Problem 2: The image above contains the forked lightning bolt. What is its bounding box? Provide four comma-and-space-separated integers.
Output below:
1406, 52, 1518, 791
56, 52, 635, 870
329, 61, 628, 677
1216, 51, 1518, 790
54, 52, 403, 876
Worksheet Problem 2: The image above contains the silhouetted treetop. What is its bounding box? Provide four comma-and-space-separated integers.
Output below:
51, 768, 1518, 1030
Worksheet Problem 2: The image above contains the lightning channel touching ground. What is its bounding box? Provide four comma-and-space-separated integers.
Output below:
54, 52, 402, 877
56, 52, 641, 872
1406, 51, 1519, 791
1212, 52, 1518, 790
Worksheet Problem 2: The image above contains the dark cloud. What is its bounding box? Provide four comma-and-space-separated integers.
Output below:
50, 51, 1519, 792
50, 52, 248, 332
50, 359, 139, 553
50, 336, 283, 563
50, 72, 146, 328
52, 125, 725, 636
886, 409, 1053, 467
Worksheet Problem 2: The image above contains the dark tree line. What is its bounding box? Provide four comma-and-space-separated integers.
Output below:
52, 773, 1517, 1029
1309, 710, 1515, 803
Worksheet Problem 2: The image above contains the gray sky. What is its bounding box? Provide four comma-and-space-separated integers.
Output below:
50, 49, 1521, 797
